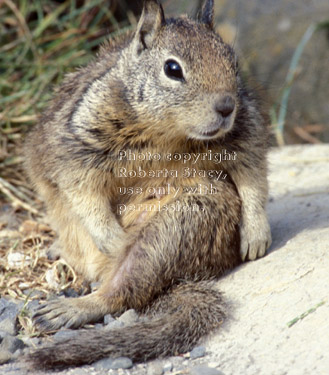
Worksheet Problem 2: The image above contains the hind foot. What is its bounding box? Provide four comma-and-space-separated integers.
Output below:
33, 294, 108, 331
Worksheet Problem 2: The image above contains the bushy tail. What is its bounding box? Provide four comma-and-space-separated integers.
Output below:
27, 281, 226, 370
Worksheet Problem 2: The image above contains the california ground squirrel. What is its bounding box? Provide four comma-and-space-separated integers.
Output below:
24, 0, 272, 369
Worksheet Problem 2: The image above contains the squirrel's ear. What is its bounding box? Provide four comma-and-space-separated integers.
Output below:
199, 0, 214, 28
132, 0, 165, 54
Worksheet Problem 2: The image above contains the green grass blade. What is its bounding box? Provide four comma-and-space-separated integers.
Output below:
275, 24, 316, 145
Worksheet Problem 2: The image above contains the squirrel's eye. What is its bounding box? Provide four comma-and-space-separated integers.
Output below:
164, 60, 184, 81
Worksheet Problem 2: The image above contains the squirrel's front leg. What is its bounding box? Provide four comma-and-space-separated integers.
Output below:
63, 183, 127, 256
228, 162, 272, 261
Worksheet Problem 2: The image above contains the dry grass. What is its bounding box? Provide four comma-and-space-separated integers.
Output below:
0, 218, 81, 300
0, 205, 88, 336
0, 198, 91, 331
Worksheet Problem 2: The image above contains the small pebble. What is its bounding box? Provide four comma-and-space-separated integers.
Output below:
45, 268, 60, 289
93, 357, 114, 370
110, 357, 133, 369
0, 350, 12, 365
190, 365, 224, 375
93, 356, 133, 370
0, 336, 25, 353
118, 309, 139, 325
7, 252, 32, 268
12, 348, 25, 359
169, 356, 184, 364
147, 362, 164, 375
163, 361, 173, 372
208, 362, 221, 368
0, 298, 21, 336
69, 369, 90, 375
0, 318, 17, 336
0, 330, 10, 342
104, 320, 124, 330
190, 346, 206, 359
104, 314, 115, 325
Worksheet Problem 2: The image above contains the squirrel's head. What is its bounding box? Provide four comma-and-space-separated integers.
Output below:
124, 0, 240, 142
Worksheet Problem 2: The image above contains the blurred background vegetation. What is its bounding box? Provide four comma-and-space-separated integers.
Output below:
0, 0, 328, 207
0, 0, 136, 174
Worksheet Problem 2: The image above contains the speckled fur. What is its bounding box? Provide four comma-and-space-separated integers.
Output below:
24, 0, 271, 369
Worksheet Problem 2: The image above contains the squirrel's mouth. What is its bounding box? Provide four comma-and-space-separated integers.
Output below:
199, 116, 235, 138
188, 115, 235, 140
197, 123, 227, 139
190, 126, 222, 140
201, 127, 220, 137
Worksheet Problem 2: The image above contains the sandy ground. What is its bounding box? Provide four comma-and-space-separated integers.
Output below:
206, 145, 329, 375
1, 144, 328, 375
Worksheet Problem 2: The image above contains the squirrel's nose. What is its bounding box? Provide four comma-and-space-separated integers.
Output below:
215, 96, 235, 118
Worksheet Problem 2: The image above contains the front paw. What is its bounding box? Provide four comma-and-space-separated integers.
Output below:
240, 214, 272, 261
32, 297, 102, 332
46, 240, 61, 260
